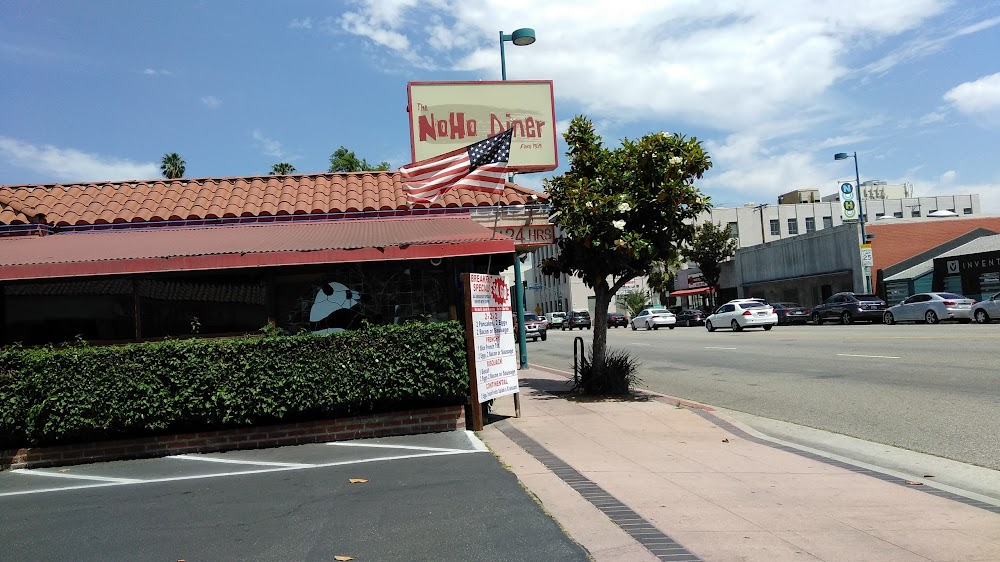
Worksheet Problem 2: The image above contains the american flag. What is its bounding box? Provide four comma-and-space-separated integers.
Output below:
400, 129, 514, 203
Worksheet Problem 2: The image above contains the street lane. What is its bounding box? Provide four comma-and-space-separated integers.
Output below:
527, 323, 1000, 470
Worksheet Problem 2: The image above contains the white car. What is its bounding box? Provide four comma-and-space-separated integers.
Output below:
630, 307, 677, 330
972, 291, 1000, 324
705, 301, 777, 332
882, 292, 975, 324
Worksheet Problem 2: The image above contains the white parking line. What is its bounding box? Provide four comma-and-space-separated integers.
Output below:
167, 455, 315, 468
705, 346, 737, 350
837, 353, 901, 359
11, 470, 142, 484
325, 442, 468, 453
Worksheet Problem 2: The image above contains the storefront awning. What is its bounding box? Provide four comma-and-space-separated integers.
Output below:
0, 215, 515, 281
669, 287, 715, 297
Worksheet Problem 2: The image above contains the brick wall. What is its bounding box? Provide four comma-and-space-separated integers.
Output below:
0, 405, 465, 470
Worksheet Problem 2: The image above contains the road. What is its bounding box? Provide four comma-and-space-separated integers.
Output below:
527, 322, 1000, 470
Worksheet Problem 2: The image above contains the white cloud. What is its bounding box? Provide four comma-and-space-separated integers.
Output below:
200, 95, 222, 108
0, 136, 158, 182
141, 68, 171, 76
918, 111, 946, 125
940, 170, 957, 183
251, 130, 286, 159
289, 17, 313, 29
864, 16, 1000, 76
943, 72, 1000, 114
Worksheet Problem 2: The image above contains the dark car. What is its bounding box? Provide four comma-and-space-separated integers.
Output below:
772, 302, 810, 325
516, 313, 548, 341
606, 312, 628, 328
675, 309, 705, 327
562, 310, 592, 330
811, 292, 886, 324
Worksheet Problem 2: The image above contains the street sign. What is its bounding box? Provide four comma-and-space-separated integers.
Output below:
860, 243, 873, 266
840, 182, 858, 222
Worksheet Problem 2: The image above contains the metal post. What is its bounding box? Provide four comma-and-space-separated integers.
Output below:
514, 252, 528, 369
852, 152, 871, 293
499, 31, 507, 80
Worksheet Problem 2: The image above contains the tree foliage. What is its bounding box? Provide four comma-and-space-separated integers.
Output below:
620, 290, 651, 318
646, 251, 683, 306
686, 222, 738, 306
270, 162, 296, 175
541, 116, 712, 384
328, 147, 389, 172
160, 153, 186, 179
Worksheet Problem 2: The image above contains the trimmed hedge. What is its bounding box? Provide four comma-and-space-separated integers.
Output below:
0, 322, 469, 448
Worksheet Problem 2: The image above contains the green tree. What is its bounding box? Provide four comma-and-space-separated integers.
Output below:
160, 153, 186, 179
270, 162, 296, 175
646, 251, 683, 306
328, 147, 390, 172
686, 222, 738, 307
621, 290, 651, 318
541, 116, 712, 387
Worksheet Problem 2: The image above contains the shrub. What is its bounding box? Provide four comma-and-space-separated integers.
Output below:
575, 346, 642, 396
0, 322, 468, 449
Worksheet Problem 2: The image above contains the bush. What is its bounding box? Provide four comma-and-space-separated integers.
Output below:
0, 322, 468, 449
575, 347, 643, 396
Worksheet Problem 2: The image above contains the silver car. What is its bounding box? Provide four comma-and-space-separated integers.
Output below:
882, 292, 976, 325
971, 291, 1000, 324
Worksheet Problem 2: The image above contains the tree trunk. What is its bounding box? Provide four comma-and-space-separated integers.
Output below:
590, 284, 613, 374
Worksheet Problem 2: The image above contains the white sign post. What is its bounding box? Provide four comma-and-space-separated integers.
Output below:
463, 273, 520, 430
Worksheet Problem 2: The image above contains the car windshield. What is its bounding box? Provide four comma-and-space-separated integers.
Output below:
856, 294, 882, 301
523, 314, 539, 321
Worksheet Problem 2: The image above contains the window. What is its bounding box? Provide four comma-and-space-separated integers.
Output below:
727, 222, 738, 238
875, 213, 884, 219
787, 218, 798, 235
964, 207, 973, 214
911, 209, 921, 217
769, 219, 780, 236
822, 216, 833, 229
805, 217, 816, 233
893, 212, 903, 218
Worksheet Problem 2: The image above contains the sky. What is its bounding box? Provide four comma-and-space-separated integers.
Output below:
3, 0, 1000, 212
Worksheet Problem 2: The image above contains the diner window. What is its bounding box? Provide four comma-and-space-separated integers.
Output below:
787, 218, 798, 235
769, 219, 780, 236
805, 217, 816, 233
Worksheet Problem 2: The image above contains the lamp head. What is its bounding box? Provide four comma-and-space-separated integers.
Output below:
834, 152, 849, 161
510, 28, 536, 46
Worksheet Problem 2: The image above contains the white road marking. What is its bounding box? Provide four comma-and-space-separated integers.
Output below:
0, 449, 482, 498
11, 470, 142, 484
705, 346, 737, 350
167, 455, 315, 468
325, 442, 467, 453
837, 353, 901, 359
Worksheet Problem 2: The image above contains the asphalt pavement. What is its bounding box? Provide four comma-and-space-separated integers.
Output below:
0, 432, 589, 562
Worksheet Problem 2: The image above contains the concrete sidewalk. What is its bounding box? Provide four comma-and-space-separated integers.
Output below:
478, 366, 1000, 562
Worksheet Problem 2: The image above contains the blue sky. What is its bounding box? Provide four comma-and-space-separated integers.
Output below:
3, 1, 1000, 212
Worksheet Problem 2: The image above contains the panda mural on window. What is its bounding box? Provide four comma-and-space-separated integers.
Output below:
309, 281, 363, 334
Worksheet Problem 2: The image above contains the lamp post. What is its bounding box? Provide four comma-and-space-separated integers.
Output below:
499, 27, 535, 369
834, 151, 871, 292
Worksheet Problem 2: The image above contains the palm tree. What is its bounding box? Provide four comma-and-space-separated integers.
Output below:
160, 153, 186, 179
269, 162, 296, 175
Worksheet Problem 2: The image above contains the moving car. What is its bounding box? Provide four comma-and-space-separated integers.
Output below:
562, 310, 592, 330
629, 307, 676, 330
517, 313, 548, 341
705, 301, 777, 332
544, 311, 566, 328
772, 302, 810, 325
811, 292, 886, 324
972, 291, 1000, 324
675, 309, 705, 327
606, 312, 628, 328
882, 292, 975, 324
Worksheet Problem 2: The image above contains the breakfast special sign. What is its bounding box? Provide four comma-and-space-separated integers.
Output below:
464, 273, 519, 403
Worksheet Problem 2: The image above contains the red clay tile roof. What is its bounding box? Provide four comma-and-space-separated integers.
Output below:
868, 217, 1000, 274
0, 172, 546, 227
0, 215, 515, 281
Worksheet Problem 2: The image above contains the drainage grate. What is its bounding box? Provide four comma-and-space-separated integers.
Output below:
690, 409, 1000, 515
499, 423, 702, 562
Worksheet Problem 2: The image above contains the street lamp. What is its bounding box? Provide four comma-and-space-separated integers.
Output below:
835, 151, 872, 292
499, 27, 536, 369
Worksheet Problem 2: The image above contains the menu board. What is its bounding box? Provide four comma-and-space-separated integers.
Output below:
467, 273, 519, 403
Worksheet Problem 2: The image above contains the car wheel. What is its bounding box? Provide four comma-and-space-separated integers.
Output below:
631, 323, 637, 331
668, 326, 675, 330
653, 325, 659, 330
840, 312, 853, 325
883, 312, 895, 325
645, 321, 652, 331
762, 325, 773, 331
925, 310, 939, 324
975, 310, 990, 324
730, 320, 742, 332
812, 312, 823, 325
706, 320, 715, 332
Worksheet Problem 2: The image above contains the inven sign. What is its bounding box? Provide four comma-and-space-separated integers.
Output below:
492, 224, 555, 248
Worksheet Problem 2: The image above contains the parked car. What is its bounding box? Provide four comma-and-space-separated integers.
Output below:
882, 292, 976, 324
675, 309, 705, 327
517, 313, 548, 341
972, 291, 1000, 324
811, 292, 886, 324
562, 310, 592, 330
772, 302, 810, 325
705, 301, 777, 332
629, 307, 677, 330
607, 312, 628, 328
544, 311, 567, 328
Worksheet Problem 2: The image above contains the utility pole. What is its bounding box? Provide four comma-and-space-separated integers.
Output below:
754, 203, 769, 245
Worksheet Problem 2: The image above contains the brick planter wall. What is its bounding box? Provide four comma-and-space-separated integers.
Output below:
0, 405, 465, 470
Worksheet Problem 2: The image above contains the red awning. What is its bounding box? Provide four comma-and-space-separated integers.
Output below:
669, 287, 715, 297
0, 216, 514, 281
